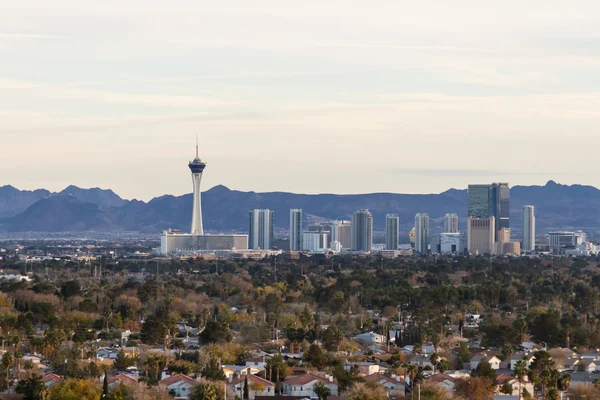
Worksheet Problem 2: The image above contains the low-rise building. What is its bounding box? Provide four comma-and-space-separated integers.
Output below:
159, 374, 198, 399
282, 373, 338, 399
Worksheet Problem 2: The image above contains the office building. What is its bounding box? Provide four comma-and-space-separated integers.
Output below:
336, 221, 352, 249
289, 209, 303, 251
249, 209, 274, 250
385, 214, 400, 250
351, 210, 373, 252
444, 213, 459, 233
467, 217, 495, 255
302, 231, 329, 252
414, 213, 429, 254
440, 233, 461, 254
160, 145, 249, 255
548, 232, 576, 250
468, 183, 510, 238
521, 206, 535, 253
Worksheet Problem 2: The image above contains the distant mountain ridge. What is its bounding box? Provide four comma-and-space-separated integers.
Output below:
1, 181, 599, 234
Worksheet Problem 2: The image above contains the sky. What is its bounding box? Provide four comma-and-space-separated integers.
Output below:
2, 0, 600, 201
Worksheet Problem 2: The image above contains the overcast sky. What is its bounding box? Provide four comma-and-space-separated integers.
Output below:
2, 0, 600, 201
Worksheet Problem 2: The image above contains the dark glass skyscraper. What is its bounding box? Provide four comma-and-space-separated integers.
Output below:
468, 183, 510, 238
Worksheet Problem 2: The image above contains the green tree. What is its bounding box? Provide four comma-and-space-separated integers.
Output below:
15, 374, 47, 400
101, 373, 109, 399
201, 357, 225, 381
514, 359, 528, 397
113, 350, 134, 371
473, 360, 496, 384
189, 380, 224, 400
314, 381, 331, 400
243, 376, 249, 400
3, 351, 14, 391
304, 344, 327, 370
322, 326, 344, 352
48, 379, 102, 400
199, 321, 232, 344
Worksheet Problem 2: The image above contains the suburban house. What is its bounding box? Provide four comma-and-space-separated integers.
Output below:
108, 374, 138, 389
343, 361, 381, 376
579, 359, 598, 373
282, 373, 339, 399
427, 374, 457, 394
222, 364, 263, 379
363, 373, 405, 397
407, 355, 435, 369
509, 352, 536, 370
470, 355, 501, 370
229, 374, 275, 399
42, 373, 62, 388
495, 373, 535, 397
354, 332, 386, 345
159, 374, 198, 399
96, 347, 120, 360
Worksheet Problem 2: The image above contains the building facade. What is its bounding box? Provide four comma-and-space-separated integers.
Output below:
249, 209, 274, 250
336, 220, 352, 249
414, 213, 429, 254
522, 205, 535, 253
289, 209, 303, 251
468, 183, 510, 239
440, 233, 461, 254
444, 213, 459, 233
386, 214, 400, 250
303, 231, 330, 252
160, 230, 248, 254
467, 217, 496, 254
351, 210, 373, 252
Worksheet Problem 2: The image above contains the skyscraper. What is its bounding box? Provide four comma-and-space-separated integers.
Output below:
468, 183, 510, 239
444, 213, 459, 233
522, 205, 535, 253
289, 209, 303, 251
351, 210, 373, 252
414, 213, 429, 254
467, 216, 495, 254
249, 209, 274, 250
189, 141, 207, 235
336, 220, 352, 249
385, 214, 399, 250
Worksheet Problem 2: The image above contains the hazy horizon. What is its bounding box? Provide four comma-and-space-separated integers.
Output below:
3, 1, 600, 201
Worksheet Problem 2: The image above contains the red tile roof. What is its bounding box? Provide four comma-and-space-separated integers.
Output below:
284, 373, 337, 386
159, 374, 197, 387
42, 373, 62, 383
109, 374, 139, 385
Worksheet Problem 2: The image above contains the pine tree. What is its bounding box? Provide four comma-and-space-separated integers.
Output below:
243, 375, 250, 399
101, 372, 109, 399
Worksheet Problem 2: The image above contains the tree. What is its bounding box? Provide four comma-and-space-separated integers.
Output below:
344, 382, 387, 400
199, 320, 232, 344
559, 372, 571, 391
500, 381, 513, 395
140, 315, 167, 345
304, 344, 327, 370
419, 382, 454, 400
243, 376, 249, 400
455, 377, 494, 400
458, 342, 471, 363
113, 350, 135, 371
48, 379, 102, 400
201, 357, 225, 381
102, 373, 109, 399
314, 381, 331, 400
15, 374, 47, 400
3, 351, 14, 391
438, 359, 451, 374
473, 360, 496, 383
514, 360, 527, 397
322, 326, 344, 352
265, 354, 287, 386
569, 386, 600, 400
190, 380, 225, 400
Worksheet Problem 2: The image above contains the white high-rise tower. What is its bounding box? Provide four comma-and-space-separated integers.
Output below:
522, 205, 535, 253
444, 213, 459, 233
385, 214, 399, 250
415, 213, 430, 254
189, 140, 207, 235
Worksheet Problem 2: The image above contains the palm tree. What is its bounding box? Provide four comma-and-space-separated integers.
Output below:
314, 381, 331, 400
565, 324, 572, 349
514, 360, 527, 398
560, 372, 571, 392
24, 360, 34, 379
2, 351, 14, 392
14, 351, 23, 381
406, 364, 418, 394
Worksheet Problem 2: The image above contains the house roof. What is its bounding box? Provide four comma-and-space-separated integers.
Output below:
283, 373, 338, 386
109, 374, 139, 385
42, 373, 62, 384
363, 373, 404, 385
496, 373, 516, 385
427, 374, 456, 384
230, 374, 275, 387
159, 374, 197, 387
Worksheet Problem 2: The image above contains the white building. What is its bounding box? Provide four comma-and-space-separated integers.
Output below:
282, 374, 338, 399
351, 210, 373, 252
302, 231, 329, 252
414, 213, 429, 254
289, 209, 303, 251
444, 213, 459, 233
385, 214, 400, 250
440, 233, 461, 254
249, 209, 274, 250
521, 205, 535, 253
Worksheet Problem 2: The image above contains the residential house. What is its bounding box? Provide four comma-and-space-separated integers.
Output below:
159, 374, 198, 399
229, 374, 275, 399
495, 373, 534, 397
42, 373, 62, 388
581, 349, 600, 360
282, 373, 339, 399
579, 359, 598, 373
509, 352, 536, 370
354, 332, 386, 345
108, 374, 138, 389
222, 364, 263, 379
427, 374, 456, 394
363, 373, 405, 397
96, 347, 119, 360
408, 355, 434, 369
343, 361, 381, 376
470, 355, 501, 370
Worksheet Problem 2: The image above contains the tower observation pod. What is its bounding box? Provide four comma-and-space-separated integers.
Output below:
189, 141, 206, 235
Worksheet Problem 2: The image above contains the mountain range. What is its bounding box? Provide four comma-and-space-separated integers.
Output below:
0, 181, 599, 235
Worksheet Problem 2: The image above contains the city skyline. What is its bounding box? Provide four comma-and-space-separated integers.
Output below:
3, 1, 600, 201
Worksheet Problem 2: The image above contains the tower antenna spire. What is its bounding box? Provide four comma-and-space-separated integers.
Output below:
195, 135, 199, 158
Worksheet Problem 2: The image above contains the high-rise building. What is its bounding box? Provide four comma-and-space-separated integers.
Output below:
351, 210, 373, 252
522, 205, 535, 252
302, 231, 329, 252
414, 213, 429, 254
249, 209, 274, 250
440, 233, 461, 254
385, 214, 399, 250
444, 213, 459, 233
467, 217, 495, 254
189, 141, 207, 235
468, 183, 510, 239
336, 220, 352, 249
289, 209, 303, 251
